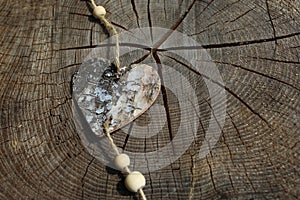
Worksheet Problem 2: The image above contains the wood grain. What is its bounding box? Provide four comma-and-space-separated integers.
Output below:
0, 0, 299, 199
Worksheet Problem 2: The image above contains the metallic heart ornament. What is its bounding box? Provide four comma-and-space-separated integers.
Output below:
72, 58, 161, 136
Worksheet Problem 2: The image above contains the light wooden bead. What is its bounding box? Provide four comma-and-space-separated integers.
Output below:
114, 153, 130, 170
125, 171, 146, 193
93, 6, 106, 18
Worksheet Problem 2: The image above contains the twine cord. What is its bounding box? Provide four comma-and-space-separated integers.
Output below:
89, 1, 147, 199
103, 120, 120, 156
90, 0, 121, 74
104, 120, 146, 200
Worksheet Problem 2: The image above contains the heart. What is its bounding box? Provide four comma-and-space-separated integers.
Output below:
72, 58, 161, 136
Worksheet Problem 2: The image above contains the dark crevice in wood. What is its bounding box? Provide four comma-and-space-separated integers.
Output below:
69, 12, 90, 17
163, 0, 167, 19
147, 171, 154, 200
60, 32, 299, 53
188, 21, 218, 36
214, 61, 300, 92
47, 157, 69, 177
152, 0, 197, 50
60, 45, 97, 50
60, 43, 152, 51
210, 0, 241, 19
206, 157, 217, 192
159, 31, 300, 50
130, 52, 151, 65
90, 26, 93, 47
193, 0, 215, 20
189, 98, 206, 141
104, 173, 110, 199
147, 0, 153, 42
111, 21, 129, 31
265, 0, 278, 57
248, 56, 300, 65
242, 162, 257, 193
164, 54, 273, 129
226, 87, 272, 129
227, 171, 236, 195
122, 123, 134, 150
204, 96, 235, 167
152, 52, 173, 140
130, 0, 140, 28
228, 114, 246, 147
81, 157, 95, 200
265, 0, 278, 45
228, 7, 255, 23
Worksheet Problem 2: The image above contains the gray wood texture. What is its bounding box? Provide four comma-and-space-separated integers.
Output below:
0, 0, 299, 199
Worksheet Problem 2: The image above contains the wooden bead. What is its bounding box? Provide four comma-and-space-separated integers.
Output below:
93, 6, 106, 18
125, 171, 146, 192
114, 153, 130, 170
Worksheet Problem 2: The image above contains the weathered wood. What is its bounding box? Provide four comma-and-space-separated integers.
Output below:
0, 0, 299, 199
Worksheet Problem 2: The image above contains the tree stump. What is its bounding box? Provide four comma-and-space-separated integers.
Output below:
0, 0, 299, 199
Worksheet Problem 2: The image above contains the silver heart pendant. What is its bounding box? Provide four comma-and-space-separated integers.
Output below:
72, 58, 161, 136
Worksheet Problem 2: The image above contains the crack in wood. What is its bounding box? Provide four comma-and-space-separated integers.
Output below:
193, 0, 215, 20
228, 7, 255, 23
228, 114, 246, 147
206, 156, 217, 192
248, 56, 300, 65
81, 157, 95, 199
214, 61, 300, 92
147, 0, 153, 42
164, 54, 273, 129
152, 0, 197, 50
152, 52, 174, 140
130, 0, 140, 28
160, 31, 300, 50
59, 42, 151, 51
265, 0, 278, 45
121, 123, 134, 150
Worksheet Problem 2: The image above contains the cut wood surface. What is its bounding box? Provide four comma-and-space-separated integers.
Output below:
0, 0, 299, 199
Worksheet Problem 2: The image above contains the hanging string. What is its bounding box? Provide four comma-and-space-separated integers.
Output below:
89, 1, 147, 199
90, 0, 121, 74
139, 188, 147, 200
103, 120, 120, 156
104, 119, 147, 200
